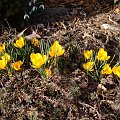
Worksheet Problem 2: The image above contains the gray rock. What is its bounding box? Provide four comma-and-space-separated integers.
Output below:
42, 7, 69, 15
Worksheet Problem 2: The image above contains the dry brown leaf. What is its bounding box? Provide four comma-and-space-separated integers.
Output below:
25, 30, 41, 40
17, 28, 27, 38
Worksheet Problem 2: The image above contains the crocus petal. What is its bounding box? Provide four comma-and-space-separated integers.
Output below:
14, 37, 24, 48
43, 55, 47, 63
0, 60, 6, 69
57, 49, 65, 57
112, 66, 120, 78
106, 56, 110, 60
84, 50, 92, 59
101, 64, 112, 75
83, 62, 94, 71
97, 48, 110, 61
112, 66, 118, 74
1, 53, 10, 63
11, 60, 23, 71
53, 41, 59, 50
30, 53, 42, 64
0, 43, 5, 53
49, 51, 55, 57
30, 53, 47, 68
49, 41, 65, 57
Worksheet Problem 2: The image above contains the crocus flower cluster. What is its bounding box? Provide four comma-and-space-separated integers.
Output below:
83, 48, 120, 79
0, 37, 24, 72
0, 42, 23, 71
30, 40, 65, 77
0, 37, 65, 78
83, 50, 94, 71
0, 34, 119, 81
30, 41, 65, 74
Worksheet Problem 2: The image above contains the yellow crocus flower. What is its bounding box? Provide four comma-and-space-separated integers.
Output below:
83, 62, 94, 71
96, 48, 110, 61
14, 37, 24, 48
32, 37, 39, 47
84, 50, 92, 59
112, 66, 120, 78
0, 43, 5, 53
101, 64, 112, 75
0, 60, 6, 69
30, 53, 47, 68
1, 53, 10, 64
45, 68, 52, 77
49, 41, 65, 57
11, 60, 23, 71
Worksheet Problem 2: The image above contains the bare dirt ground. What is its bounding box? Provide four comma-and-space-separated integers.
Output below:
0, 1, 120, 120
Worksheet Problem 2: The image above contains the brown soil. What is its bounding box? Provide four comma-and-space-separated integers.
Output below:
0, 1, 120, 120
